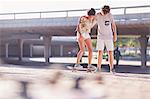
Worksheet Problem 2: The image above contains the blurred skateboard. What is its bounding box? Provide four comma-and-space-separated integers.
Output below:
67, 65, 96, 72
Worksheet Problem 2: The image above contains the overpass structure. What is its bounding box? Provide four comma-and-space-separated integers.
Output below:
0, 5, 150, 66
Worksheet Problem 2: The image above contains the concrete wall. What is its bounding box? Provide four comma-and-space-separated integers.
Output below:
0, 42, 78, 57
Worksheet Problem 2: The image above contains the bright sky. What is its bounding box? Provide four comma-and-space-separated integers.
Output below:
0, 0, 150, 13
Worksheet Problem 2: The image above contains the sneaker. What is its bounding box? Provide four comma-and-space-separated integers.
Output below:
87, 65, 97, 71
74, 64, 83, 70
94, 67, 101, 73
110, 68, 115, 74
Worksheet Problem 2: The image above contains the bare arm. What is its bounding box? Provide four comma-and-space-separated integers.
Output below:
112, 21, 117, 42
76, 24, 81, 35
76, 17, 83, 35
91, 17, 97, 28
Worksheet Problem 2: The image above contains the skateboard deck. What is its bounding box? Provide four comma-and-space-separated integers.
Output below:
67, 65, 96, 72
67, 66, 87, 71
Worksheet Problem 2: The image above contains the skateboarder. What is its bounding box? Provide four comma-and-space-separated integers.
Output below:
73, 8, 96, 71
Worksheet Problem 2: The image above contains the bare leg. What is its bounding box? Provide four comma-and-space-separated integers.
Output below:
116, 59, 119, 66
76, 38, 85, 64
97, 50, 103, 71
108, 51, 114, 71
85, 38, 93, 65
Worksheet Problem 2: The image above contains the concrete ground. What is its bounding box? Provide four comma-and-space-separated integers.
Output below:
0, 63, 150, 99
0, 57, 150, 99
27, 57, 150, 66
1, 57, 150, 74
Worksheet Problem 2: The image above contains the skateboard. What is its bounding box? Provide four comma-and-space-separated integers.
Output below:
67, 65, 97, 73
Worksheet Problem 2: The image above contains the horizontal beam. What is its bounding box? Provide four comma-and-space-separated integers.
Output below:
0, 5, 150, 20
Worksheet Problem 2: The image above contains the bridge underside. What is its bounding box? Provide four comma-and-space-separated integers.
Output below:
0, 21, 150, 37
0, 21, 150, 66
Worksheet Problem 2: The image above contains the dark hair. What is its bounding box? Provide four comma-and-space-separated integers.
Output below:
102, 5, 110, 14
87, 8, 96, 16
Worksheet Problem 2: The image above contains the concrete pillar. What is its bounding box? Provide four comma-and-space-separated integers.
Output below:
30, 44, 33, 57
138, 35, 149, 67
18, 39, 24, 61
43, 36, 51, 63
5, 43, 9, 58
49, 45, 51, 57
60, 45, 63, 57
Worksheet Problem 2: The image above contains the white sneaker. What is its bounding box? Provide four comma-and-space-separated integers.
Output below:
74, 64, 83, 70
110, 69, 116, 74
87, 65, 97, 71
94, 67, 101, 73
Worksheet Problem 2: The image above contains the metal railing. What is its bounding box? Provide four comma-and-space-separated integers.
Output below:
0, 5, 150, 20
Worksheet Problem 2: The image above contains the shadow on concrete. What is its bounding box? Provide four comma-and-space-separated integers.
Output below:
1, 58, 150, 74
113, 65, 150, 74
1, 58, 51, 69
66, 64, 150, 74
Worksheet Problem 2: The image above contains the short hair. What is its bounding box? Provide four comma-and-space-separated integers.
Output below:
102, 5, 110, 14
87, 8, 96, 16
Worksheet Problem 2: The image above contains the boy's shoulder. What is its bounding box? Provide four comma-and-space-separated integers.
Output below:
108, 13, 113, 17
